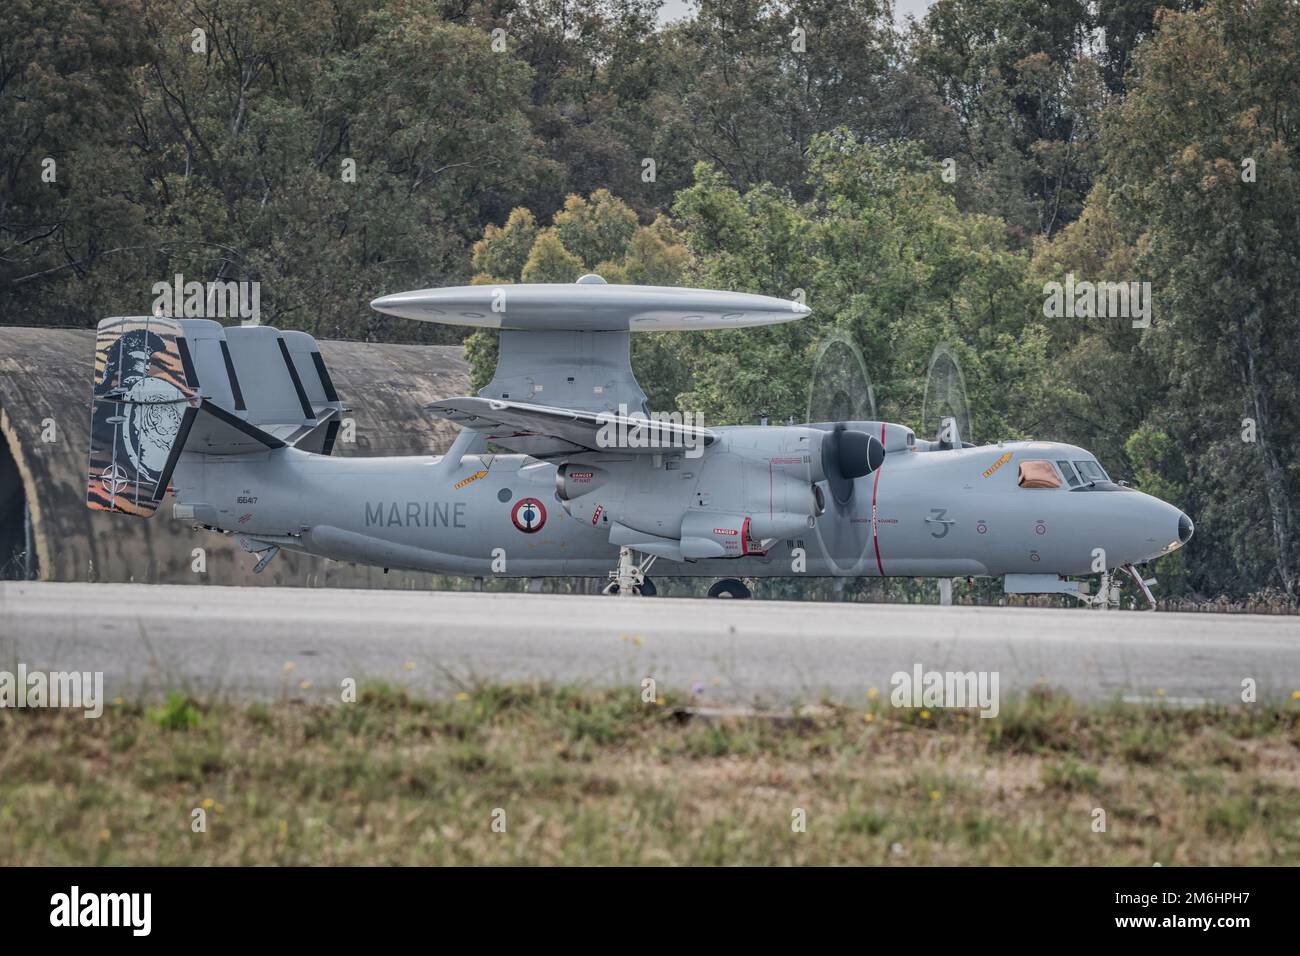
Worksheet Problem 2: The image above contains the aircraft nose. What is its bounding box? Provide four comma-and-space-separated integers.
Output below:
1130, 495, 1189, 562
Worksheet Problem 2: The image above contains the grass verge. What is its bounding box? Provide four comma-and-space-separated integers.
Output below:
0, 684, 1296, 865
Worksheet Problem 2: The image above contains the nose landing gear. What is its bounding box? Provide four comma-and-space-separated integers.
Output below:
1075, 565, 1157, 609
1122, 564, 1158, 610
1078, 569, 1120, 609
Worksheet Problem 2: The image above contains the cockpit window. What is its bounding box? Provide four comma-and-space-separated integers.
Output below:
1018, 460, 1062, 489
1056, 460, 1081, 487
1073, 460, 1109, 483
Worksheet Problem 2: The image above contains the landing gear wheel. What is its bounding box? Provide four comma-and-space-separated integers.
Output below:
606, 576, 657, 597
603, 547, 657, 596
707, 578, 751, 599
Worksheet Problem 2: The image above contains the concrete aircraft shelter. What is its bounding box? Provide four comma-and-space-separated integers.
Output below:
0, 327, 469, 587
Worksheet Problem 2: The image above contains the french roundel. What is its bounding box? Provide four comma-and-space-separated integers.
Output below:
511, 497, 547, 533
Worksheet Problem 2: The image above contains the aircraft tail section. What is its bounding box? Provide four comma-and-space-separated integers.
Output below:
87, 316, 198, 516
279, 329, 344, 454
87, 317, 344, 517
177, 320, 344, 448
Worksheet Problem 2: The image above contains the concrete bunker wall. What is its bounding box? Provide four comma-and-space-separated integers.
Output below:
0, 327, 469, 587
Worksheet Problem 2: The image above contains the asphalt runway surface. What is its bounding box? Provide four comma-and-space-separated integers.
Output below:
1, 582, 1297, 706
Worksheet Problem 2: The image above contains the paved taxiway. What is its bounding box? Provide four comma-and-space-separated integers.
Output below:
1, 582, 1296, 705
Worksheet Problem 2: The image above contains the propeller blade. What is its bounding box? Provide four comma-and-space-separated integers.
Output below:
920, 343, 973, 449
803, 331, 881, 575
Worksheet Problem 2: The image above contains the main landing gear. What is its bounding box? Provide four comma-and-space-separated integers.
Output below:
707, 578, 751, 599
601, 548, 752, 599
604, 546, 657, 596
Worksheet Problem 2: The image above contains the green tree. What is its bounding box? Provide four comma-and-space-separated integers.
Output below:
655, 0, 953, 202
463, 192, 692, 401
909, 0, 1111, 239
2, 0, 547, 343
1096, 0, 1300, 596
552, 189, 638, 269
472, 208, 540, 282
520, 228, 585, 283
670, 135, 1053, 442
623, 215, 691, 285
0, 0, 152, 323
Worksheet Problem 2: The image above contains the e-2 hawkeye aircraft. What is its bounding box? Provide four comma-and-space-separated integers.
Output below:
86, 277, 1192, 607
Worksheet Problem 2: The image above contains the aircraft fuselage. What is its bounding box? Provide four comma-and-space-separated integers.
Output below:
176, 437, 1190, 580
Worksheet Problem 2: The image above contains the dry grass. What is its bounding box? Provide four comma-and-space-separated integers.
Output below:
0, 684, 1296, 865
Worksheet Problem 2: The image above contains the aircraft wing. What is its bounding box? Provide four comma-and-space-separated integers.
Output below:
426, 397, 714, 458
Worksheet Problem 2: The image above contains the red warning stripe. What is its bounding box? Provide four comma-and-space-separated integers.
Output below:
871, 422, 885, 576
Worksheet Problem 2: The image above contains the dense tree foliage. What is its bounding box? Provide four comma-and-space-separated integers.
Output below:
2, 0, 1295, 599
1039, 0, 1300, 598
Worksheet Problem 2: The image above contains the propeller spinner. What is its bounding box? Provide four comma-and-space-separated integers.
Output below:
821, 423, 885, 506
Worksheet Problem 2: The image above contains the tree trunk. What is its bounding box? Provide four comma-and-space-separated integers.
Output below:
1245, 343, 1295, 597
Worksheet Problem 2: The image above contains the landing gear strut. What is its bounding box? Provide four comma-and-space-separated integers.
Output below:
707, 578, 751, 599
1075, 566, 1156, 609
1075, 568, 1159, 609
1122, 563, 1158, 610
252, 546, 279, 574
1074, 568, 1121, 609
236, 534, 280, 574
603, 546, 657, 596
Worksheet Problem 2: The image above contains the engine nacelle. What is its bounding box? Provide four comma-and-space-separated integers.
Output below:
678, 511, 814, 560
555, 463, 608, 501
555, 423, 880, 561
679, 513, 753, 560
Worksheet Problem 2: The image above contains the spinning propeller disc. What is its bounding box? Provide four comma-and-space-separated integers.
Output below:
805, 332, 878, 575
920, 343, 973, 448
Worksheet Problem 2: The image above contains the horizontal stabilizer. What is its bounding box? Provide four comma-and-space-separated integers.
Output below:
184, 400, 286, 455
282, 412, 342, 455
425, 396, 714, 458
167, 319, 342, 443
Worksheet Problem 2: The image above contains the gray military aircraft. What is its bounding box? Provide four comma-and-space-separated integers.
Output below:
86, 277, 1192, 607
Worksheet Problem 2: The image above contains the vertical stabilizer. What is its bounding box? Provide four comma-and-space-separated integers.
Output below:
87, 316, 198, 516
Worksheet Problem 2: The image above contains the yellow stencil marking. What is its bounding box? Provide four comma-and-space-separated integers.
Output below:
982, 452, 1013, 478
454, 470, 488, 490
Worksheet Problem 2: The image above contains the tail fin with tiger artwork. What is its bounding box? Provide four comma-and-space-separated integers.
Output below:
87, 316, 199, 516
87, 317, 343, 517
